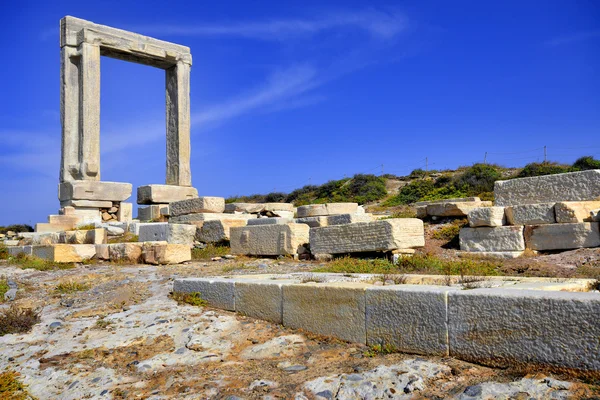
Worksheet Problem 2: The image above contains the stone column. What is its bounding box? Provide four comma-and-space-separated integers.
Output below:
78, 42, 101, 180
165, 61, 192, 187
60, 46, 80, 182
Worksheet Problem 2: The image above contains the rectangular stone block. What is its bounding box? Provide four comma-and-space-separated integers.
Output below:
60, 199, 113, 208
230, 223, 310, 256
137, 204, 169, 221
554, 201, 600, 223
48, 214, 81, 227
108, 243, 143, 263
247, 218, 293, 226
467, 207, 506, 227
173, 278, 235, 311
283, 283, 368, 344
426, 201, 493, 217
142, 242, 191, 264
235, 280, 293, 324
60, 228, 107, 245
169, 197, 225, 216
30, 232, 61, 245
32, 244, 96, 262
138, 223, 196, 245
524, 222, 600, 251
309, 219, 424, 255
59, 181, 132, 202
35, 223, 73, 233
196, 219, 248, 243
495, 169, 600, 207
169, 212, 256, 226
505, 203, 556, 225
448, 289, 600, 371
296, 203, 358, 218
294, 216, 329, 228
7, 246, 32, 257
118, 202, 133, 222
137, 184, 198, 205
366, 285, 458, 356
326, 213, 373, 225
95, 244, 109, 260
459, 226, 525, 252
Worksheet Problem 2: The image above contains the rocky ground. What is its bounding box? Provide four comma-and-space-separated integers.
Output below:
1, 256, 599, 399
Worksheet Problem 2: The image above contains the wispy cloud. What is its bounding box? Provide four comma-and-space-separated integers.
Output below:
133, 9, 407, 41
545, 29, 600, 47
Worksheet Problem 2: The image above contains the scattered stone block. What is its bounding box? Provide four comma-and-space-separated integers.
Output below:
230, 223, 309, 256
138, 223, 196, 245
173, 278, 235, 311
60, 228, 107, 245
283, 282, 368, 344
294, 216, 329, 228
327, 213, 373, 225
505, 203, 556, 225
32, 244, 96, 262
235, 280, 293, 324
60, 199, 113, 208
494, 169, 600, 207
467, 207, 505, 227
416, 206, 427, 219
366, 285, 458, 356
554, 201, 600, 223
7, 246, 32, 257
247, 218, 293, 226
170, 197, 225, 216
169, 212, 256, 227
48, 214, 81, 227
224, 202, 294, 214
426, 201, 492, 218
459, 226, 525, 252
35, 223, 73, 233
310, 219, 424, 255
137, 184, 198, 205
196, 219, 248, 243
296, 203, 358, 218
3, 240, 20, 246
448, 289, 600, 371
524, 222, 600, 251
27, 232, 61, 245
108, 243, 143, 263
137, 204, 169, 221
142, 242, 191, 264
118, 202, 133, 222
59, 181, 132, 202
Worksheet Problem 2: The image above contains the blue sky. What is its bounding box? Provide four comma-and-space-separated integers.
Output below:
0, 0, 599, 225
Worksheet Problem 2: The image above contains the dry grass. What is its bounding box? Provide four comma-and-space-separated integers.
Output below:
0, 243, 8, 260
191, 244, 230, 260
0, 305, 40, 336
0, 369, 32, 399
171, 291, 208, 307
54, 280, 90, 294
8, 253, 75, 271
75, 224, 96, 230
108, 232, 139, 244
431, 219, 468, 241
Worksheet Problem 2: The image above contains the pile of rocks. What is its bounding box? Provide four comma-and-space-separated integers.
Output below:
415, 197, 492, 219
0, 230, 20, 245
460, 170, 600, 257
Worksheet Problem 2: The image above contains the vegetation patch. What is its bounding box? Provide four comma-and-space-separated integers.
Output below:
108, 233, 139, 244
573, 155, 600, 171
0, 369, 32, 400
8, 254, 75, 271
0, 305, 41, 336
431, 219, 468, 249
517, 161, 572, 178
54, 280, 90, 294
75, 224, 96, 231
0, 277, 9, 302
171, 291, 208, 307
191, 244, 230, 260
0, 243, 8, 260
0, 225, 34, 235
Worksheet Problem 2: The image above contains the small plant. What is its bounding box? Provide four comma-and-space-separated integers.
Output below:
0, 243, 8, 260
431, 219, 467, 244
54, 281, 90, 294
191, 244, 230, 260
8, 254, 75, 271
364, 343, 397, 357
313, 256, 397, 274
75, 224, 96, 231
94, 317, 112, 329
108, 233, 138, 244
0, 305, 41, 336
0, 369, 32, 399
171, 291, 208, 307
0, 277, 9, 302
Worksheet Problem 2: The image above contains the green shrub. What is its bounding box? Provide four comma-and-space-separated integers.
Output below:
191, 244, 230, 260
0, 225, 33, 235
265, 192, 287, 202
408, 168, 427, 179
171, 291, 208, 307
431, 219, 467, 241
0, 244, 7, 260
517, 162, 571, 178
454, 163, 502, 194
383, 179, 435, 206
419, 185, 468, 202
344, 174, 387, 204
0, 277, 8, 302
572, 156, 600, 171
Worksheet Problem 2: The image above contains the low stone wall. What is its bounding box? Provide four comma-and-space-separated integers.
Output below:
173, 274, 600, 373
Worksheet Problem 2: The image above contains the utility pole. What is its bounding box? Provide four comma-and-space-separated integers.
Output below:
483, 152, 487, 164
381, 164, 384, 175
544, 146, 547, 163
425, 157, 428, 173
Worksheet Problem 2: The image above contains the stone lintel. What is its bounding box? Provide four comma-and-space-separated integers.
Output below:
137, 184, 198, 205
59, 181, 132, 202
